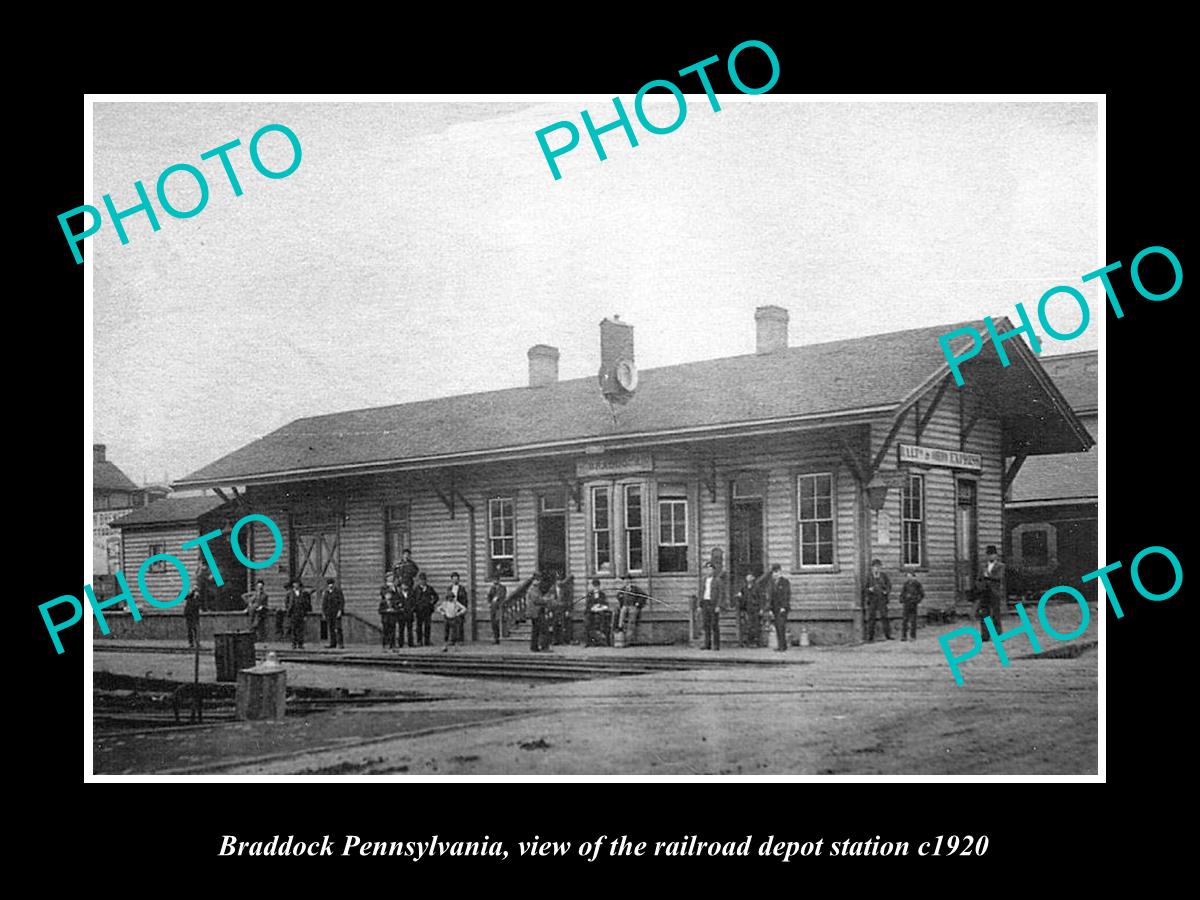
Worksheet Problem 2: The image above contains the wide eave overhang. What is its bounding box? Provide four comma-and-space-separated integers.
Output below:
173, 404, 896, 491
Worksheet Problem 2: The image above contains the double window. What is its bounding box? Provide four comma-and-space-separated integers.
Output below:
901, 474, 925, 567
589, 483, 648, 575
488, 497, 515, 578
797, 473, 834, 567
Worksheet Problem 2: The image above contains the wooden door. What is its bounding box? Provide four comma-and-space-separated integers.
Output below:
955, 479, 978, 601
293, 528, 340, 588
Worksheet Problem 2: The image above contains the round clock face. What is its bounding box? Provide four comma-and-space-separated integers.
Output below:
615, 359, 638, 392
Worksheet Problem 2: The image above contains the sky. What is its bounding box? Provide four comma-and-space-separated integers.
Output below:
92, 100, 1098, 486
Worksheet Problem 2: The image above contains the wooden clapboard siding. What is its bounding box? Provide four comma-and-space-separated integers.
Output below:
242, 487, 295, 604
230, 404, 1009, 638
120, 525, 201, 609
514, 487, 538, 578
409, 488, 471, 602
567, 500, 586, 579
337, 485, 387, 618
699, 476, 728, 572
868, 385, 1005, 611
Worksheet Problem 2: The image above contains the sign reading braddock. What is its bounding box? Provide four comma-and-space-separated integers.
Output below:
576, 452, 654, 478
898, 444, 982, 471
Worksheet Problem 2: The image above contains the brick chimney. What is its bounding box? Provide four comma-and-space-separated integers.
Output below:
599, 315, 634, 372
755, 305, 789, 354
528, 344, 560, 387
93, 443, 106, 463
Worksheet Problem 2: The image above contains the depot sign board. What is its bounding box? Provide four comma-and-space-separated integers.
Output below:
897, 444, 982, 471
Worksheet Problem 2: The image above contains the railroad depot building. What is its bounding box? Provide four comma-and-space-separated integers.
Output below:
170, 308, 1092, 645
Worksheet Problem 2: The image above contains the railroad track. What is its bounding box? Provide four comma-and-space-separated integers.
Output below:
93, 644, 800, 681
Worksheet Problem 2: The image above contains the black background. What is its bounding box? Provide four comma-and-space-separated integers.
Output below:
20, 24, 1189, 886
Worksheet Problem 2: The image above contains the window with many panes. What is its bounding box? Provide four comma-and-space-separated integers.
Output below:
591, 486, 612, 573
488, 497, 515, 578
148, 542, 167, 573
657, 485, 689, 573
797, 473, 834, 567
901, 474, 925, 567
624, 484, 644, 573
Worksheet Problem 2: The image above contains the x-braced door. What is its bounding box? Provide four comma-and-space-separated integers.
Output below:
293, 528, 340, 587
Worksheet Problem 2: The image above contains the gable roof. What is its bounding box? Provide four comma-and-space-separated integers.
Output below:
176, 319, 1090, 489
95, 459, 139, 493
1039, 350, 1098, 412
1008, 449, 1097, 504
111, 496, 225, 529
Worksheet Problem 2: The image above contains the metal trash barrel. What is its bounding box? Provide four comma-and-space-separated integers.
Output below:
236, 653, 287, 720
214, 631, 257, 682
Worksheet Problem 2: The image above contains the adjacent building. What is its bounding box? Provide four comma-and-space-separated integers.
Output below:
92, 443, 170, 593
1004, 350, 1099, 601
110, 495, 246, 609
172, 309, 1093, 644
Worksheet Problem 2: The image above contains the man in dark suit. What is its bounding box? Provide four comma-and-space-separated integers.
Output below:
617, 574, 647, 645
394, 549, 420, 590
183, 578, 202, 648
379, 575, 398, 650
414, 573, 438, 646
737, 572, 766, 647
976, 545, 1007, 641
445, 572, 469, 644
765, 564, 791, 652
285, 580, 312, 649
699, 562, 724, 650
395, 580, 416, 648
527, 572, 547, 652
865, 558, 893, 641
321, 577, 345, 648
486, 575, 507, 644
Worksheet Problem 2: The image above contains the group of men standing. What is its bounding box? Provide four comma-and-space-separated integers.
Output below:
862, 560, 925, 642
177, 543, 1007, 654
859, 548, 1006, 645
377, 550, 469, 651
525, 572, 575, 652
523, 572, 647, 651
700, 563, 793, 651
277, 577, 345, 649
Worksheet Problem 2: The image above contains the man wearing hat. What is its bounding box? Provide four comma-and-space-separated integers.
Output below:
321, 577, 345, 649
414, 572, 439, 646
976, 545, 1007, 641
285, 579, 312, 649
864, 559, 893, 641
699, 562, 724, 650
527, 572, 547, 652
379, 574, 399, 651
394, 548, 420, 591
395, 578, 417, 648
765, 564, 791, 651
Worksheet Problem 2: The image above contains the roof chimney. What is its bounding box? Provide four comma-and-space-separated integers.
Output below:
599, 315, 634, 373
527, 344, 560, 387
93, 443, 106, 463
755, 305, 789, 354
